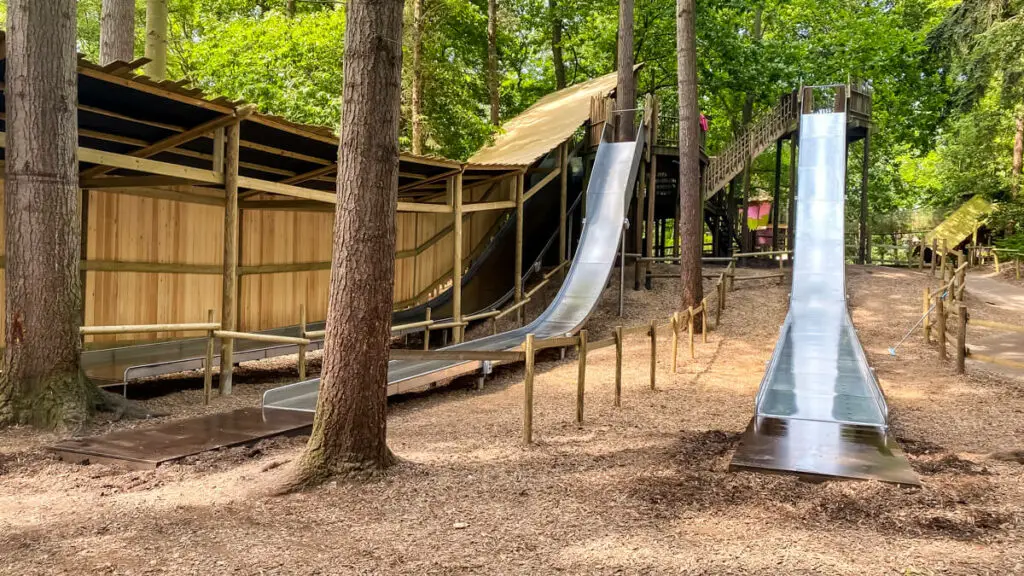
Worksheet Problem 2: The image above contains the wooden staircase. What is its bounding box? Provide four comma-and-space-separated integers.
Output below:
703, 91, 798, 199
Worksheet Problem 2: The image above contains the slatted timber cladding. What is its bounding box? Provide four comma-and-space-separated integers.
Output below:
0, 177, 512, 346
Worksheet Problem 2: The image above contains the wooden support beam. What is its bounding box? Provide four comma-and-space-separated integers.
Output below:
645, 103, 658, 287
239, 163, 338, 200
515, 172, 525, 325
220, 122, 241, 396
452, 174, 464, 343
213, 127, 225, 174
80, 104, 256, 179
398, 168, 462, 193
522, 167, 560, 202
236, 176, 336, 204
80, 175, 200, 189
461, 200, 516, 213
576, 329, 587, 425
523, 334, 535, 445
396, 201, 453, 214
559, 141, 568, 277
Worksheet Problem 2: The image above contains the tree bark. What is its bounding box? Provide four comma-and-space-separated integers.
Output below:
100, 0, 135, 65
616, 0, 635, 140
676, 0, 703, 313
550, 0, 566, 90
0, 0, 93, 431
144, 0, 168, 81
487, 0, 500, 126
287, 0, 297, 17
287, 0, 403, 487
1013, 115, 1023, 199
411, 0, 425, 154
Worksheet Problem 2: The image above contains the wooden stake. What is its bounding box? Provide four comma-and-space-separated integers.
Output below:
423, 307, 431, 350
298, 304, 308, 380
523, 333, 535, 444
649, 319, 657, 390
956, 304, 967, 375
219, 121, 241, 395
715, 282, 723, 327
204, 309, 215, 405
701, 298, 708, 343
922, 287, 931, 344
577, 329, 587, 425
687, 306, 695, 360
671, 312, 679, 373
936, 295, 946, 361
614, 326, 623, 407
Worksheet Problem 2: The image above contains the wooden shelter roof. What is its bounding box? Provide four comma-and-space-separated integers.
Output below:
0, 32, 518, 204
468, 70, 623, 167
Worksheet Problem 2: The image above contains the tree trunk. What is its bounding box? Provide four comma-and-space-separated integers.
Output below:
487, 0, 500, 126
616, 0, 635, 140
287, 0, 403, 487
550, 0, 566, 90
144, 0, 168, 81
676, 0, 703, 314
411, 0, 425, 155
100, 0, 135, 65
738, 6, 761, 253
287, 0, 297, 16
0, 0, 93, 431
1013, 115, 1023, 198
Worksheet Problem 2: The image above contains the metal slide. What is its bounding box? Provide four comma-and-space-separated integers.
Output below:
263, 124, 645, 412
730, 112, 919, 485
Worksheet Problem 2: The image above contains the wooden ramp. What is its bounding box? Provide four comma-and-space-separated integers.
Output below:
50, 408, 312, 469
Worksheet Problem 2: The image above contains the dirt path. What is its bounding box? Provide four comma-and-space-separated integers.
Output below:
0, 264, 1022, 575
965, 271, 1024, 380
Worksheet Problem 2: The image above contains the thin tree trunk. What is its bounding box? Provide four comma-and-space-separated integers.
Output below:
287, 0, 297, 16
287, 0, 403, 487
100, 0, 135, 65
487, 0, 500, 126
1013, 115, 1023, 199
616, 0, 635, 140
738, 6, 761, 253
0, 0, 93, 431
144, 0, 168, 81
676, 0, 703, 314
551, 0, 566, 90
411, 0, 425, 155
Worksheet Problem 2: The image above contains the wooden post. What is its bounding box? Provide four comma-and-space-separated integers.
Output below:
614, 326, 623, 407
701, 298, 708, 343
918, 238, 924, 271
649, 319, 657, 390
559, 142, 568, 279
633, 163, 646, 290
772, 138, 783, 251
212, 127, 225, 174
452, 173, 464, 343
956, 304, 967, 375
671, 312, 679, 373
715, 281, 723, 326
687, 305, 695, 359
645, 99, 658, 288
515, 172, 525, 325
523, 333, 535, 444
994, 250, 1001, 273
576, 330, 587, 424
858, 129, 870, 264
941, 239, 949, 281
922, 288, 931, 343
219, 121, 241, 395
930, 238, 937, 276
204, 309, 215, 405
936, 295, 946, 360
787, 133, 797, 252
423, 307, 431, 350
298, 304, 307, 380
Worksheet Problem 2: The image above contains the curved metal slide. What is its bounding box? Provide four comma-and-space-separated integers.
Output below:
730, 112, 919, 485
263, 124, 645, 412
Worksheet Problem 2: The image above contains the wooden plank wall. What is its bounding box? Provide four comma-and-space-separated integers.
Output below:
0, 176, 513, 346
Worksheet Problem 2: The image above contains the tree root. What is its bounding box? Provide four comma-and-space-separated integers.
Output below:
271, 446, 400, 496
91, 387, 167, 422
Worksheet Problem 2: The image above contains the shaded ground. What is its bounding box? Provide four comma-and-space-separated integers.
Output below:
1, 264, 1022, 575
963, 270, 1024, 380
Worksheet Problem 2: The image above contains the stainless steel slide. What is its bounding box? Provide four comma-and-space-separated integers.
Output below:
730, 112, 918, 484
263, 124, 645, 412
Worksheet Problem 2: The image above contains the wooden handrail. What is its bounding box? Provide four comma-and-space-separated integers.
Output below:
213, 330, 310, 346
80, 322, 220, 335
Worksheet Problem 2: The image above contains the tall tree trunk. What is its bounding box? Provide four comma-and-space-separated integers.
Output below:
100, 0, 135, 65
411, 0, 425, 155
738, 6, 761, 253
144, 0, 168, 81
1013, 114, 1023, 199
616, 0, 635, 140
287, 0, 297, 16
676, 0, 703, 312
0, 0, 92, 431
487, 0, 500, 125
287, 0, 403, 487
550, 0, 565, 90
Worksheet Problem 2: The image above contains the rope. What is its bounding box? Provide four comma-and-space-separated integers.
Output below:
888, 289, 948, 356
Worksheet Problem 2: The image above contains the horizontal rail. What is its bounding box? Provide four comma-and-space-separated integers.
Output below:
732, 273, 786, 281
463, 310, 501, 322
389, 349, 525, 362
429, 320, 468, 331
533, 335, 579, 351
214, 330, 310, 346
80, 322, 220, 335
732, 250, 792, 258
495, 298, 531, 321
588, 336, 616, 350
391, 319, 434, 332
304, 329, 326, 339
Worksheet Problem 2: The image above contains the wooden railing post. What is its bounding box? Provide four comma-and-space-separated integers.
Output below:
614, 326, 623, 407
577, 330, 587, 424
649, 320, 657, 390
671, 312, 679, 373
523, 333, 535, 444
956, 304, 967, 375
716, 281, 724, 326
930, 238, 937, 276
701, 298, 708, 343
423, 307, 432, 350
298, 304, 307, 380
936, 295, 947, 360
204, 309, 215, 405
687, 306, 695, 359
922, 288, 931, 344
